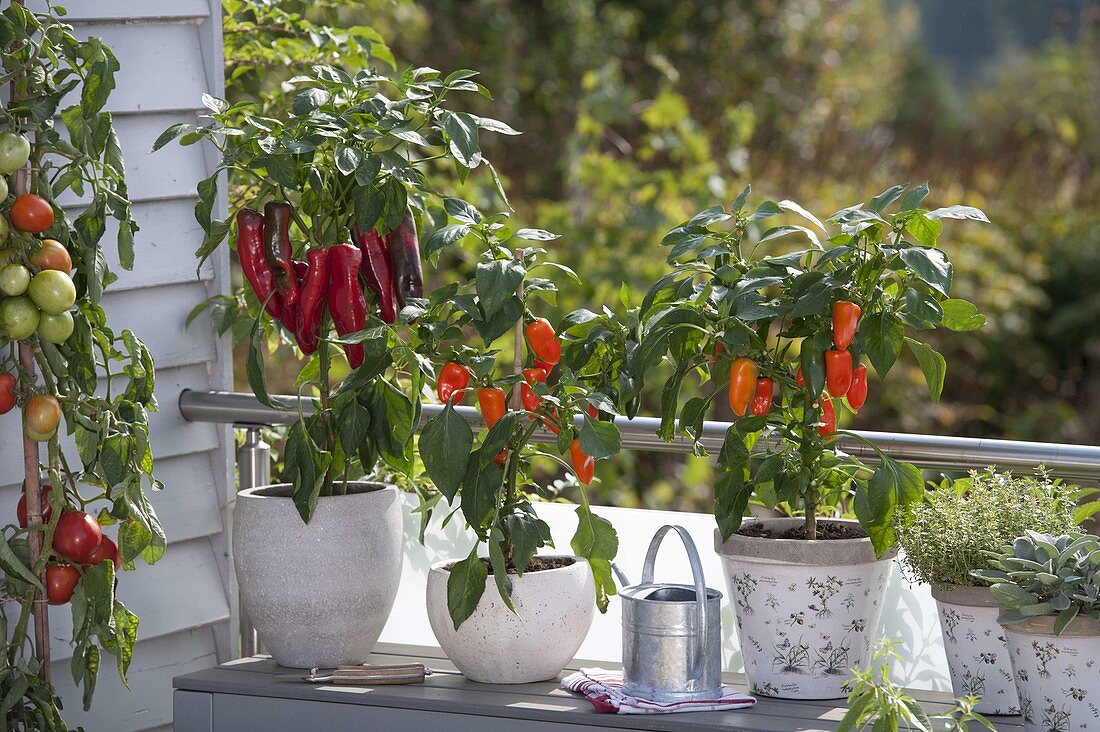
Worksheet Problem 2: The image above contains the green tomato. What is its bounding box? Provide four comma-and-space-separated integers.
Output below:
0, 263, 30, 296
37, 310, 74, 344
27, 269, 76, 315
0, 176, 7, 201
0, 133, 31, 175
0, 296, 40, 340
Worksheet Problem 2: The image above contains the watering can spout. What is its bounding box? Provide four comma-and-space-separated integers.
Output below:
611, 562, 630, 587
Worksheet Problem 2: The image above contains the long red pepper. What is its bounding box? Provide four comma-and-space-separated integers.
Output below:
236, 208, 283, 320
387, 209, 424, 307
263, 201, 299, 307
352, 225, 397, 324
294, 248, 330, 356
327, 243, 367, 369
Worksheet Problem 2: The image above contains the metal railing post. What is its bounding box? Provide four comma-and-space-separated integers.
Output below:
235, 427, 270, 658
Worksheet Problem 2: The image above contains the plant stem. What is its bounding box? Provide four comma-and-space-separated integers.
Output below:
317, 312, 337, 496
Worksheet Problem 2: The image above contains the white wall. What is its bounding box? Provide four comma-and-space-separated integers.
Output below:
1, 3, 233, 730
381, 494, 952, 691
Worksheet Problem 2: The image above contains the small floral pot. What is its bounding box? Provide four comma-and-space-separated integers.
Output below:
931, 585, 1019, 715
1001, 615, 1100, 732
715, 518, 894, 699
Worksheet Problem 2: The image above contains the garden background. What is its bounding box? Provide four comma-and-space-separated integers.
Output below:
223, 0, 1100, 513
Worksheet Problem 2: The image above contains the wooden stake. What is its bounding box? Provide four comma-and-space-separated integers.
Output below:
10, 0, 51, 683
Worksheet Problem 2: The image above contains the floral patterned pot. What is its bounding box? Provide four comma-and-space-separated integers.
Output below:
1001, 615, 1100, 732
932, 585, 1020, 715
715, 518, 894, 699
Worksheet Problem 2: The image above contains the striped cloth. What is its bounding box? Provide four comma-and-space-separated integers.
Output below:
561, 668, 757, 714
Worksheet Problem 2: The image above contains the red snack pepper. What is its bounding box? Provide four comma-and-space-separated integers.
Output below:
534, 358, 555, 374
353, 225, 398, 324
437, 362, 471, 404
832, 300, 861, 351
387, 209, 424, 308
294, 248, 330, 356
569, 439, 594, 484
825, 349, 853, 397
263, 202, 299, 308
818, 396, 836, 437
728, 357, 759, 416
525, 318, 561, 366
478, 387, 507, 428
236, 208, 283, 320
327, 243, 367, 369
847, 363, 868, 410
749, 378, 774, 416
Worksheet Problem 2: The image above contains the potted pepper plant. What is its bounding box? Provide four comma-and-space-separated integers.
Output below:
414, 206, 621, 683
629, 183, 988, 698
895, 468, 1080, 714
974, 532, 1100, 732
160, 54, 527, 667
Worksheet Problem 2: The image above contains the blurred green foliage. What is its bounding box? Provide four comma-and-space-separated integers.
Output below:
222, 0, 1100, 511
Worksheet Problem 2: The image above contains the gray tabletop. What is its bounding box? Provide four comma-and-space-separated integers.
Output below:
172, 643, 1024, 731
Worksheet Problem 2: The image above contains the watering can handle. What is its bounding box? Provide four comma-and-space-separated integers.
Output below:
640, 525, 709, 685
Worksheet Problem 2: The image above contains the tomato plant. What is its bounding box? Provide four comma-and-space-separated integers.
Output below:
633, 183, 987, 549
0, 4, 159, 722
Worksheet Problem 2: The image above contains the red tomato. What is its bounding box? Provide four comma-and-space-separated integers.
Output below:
9, 194, 55, 234
847, 364, 869, 410
727, 358, 759, 416
29, 239, 72, 272
436, 362, 470, 404
825, 349, 853, 397
52, 510, 102, 564
84, 534, 121, 570
16, 484, 52, 528
0, 372, 15, 415
46, 563, 80, 605
749, 378, 774, 416
569, 439, 594, 485
525, 318, 561, 366
25, 394, 61, 435
477, 387, 507, 429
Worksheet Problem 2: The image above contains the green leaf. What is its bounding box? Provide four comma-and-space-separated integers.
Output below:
245, 315, 290, 410
443, 111, 482, 169
860, 312, 905, 378
926, 205, 990, 223
777, 199, 825, 231
285, 420, 329, 522
488, 527, 514, 612
940, 299, 986, 331
334, 145, 361, 176
899, 247, 952, 296
903, 213, 942, 248
869, 183, 909, 212
854, 457, 924, 555
571, 503, 619, 611
476, 259, 525, 318
447, 550, 488, 630
150, 123, 194, 152
475, 297, 523, 345
479, 412, 518, 464
0, 538, 42, 590
503, 512, 551, 575
578, 417, 621, 460
905, 339, 946, 403
461, 456, 504, 528
898, 182, 930, 211
419, 403, 473, 501
423, 224, 470, 261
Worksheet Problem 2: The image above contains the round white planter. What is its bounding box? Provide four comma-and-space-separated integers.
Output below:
1002, 615, 1100, 732
233, 483, 403, 669
931, 585, 1020, 715
426, 556, 595, 684
715, 518, 895, 699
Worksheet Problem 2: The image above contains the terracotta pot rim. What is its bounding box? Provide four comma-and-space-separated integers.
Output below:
714, 518, 896, 566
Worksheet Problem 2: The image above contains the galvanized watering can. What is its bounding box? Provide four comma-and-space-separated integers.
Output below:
619, 524, 723, 702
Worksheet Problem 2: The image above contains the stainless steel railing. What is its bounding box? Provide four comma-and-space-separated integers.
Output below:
179, 388, 1100, 657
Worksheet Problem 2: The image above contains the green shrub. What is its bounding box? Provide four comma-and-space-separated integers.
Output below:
895, 468, 1079, 587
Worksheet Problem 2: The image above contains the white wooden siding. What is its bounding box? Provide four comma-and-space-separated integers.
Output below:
4, 2, 232, 730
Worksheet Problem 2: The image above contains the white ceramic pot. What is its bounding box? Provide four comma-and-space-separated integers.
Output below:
932, 585, 1019, 715
426, 555, 595, 684
1002, 615, 1100, 732
233, 483, 403, 669
715, 518, 894, 699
